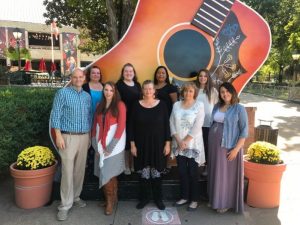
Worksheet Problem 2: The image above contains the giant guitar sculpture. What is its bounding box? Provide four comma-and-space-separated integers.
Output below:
89, 0, 271, 93
50, 0, 271, 149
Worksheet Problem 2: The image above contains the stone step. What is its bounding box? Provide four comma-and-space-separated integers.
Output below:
51, 167, 208, 201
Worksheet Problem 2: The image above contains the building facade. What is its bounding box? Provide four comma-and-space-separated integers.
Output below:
0, 20, 100, 76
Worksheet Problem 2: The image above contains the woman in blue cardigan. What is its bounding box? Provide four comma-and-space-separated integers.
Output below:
207, 82, 248, 214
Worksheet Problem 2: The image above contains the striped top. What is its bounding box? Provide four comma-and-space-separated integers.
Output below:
51, 86, 92, 133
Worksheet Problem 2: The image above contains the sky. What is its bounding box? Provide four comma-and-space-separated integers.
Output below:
0, 0, 47, 24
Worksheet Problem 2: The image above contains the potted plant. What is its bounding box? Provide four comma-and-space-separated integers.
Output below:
244, 141, 286, 208
10, 146, 57, 209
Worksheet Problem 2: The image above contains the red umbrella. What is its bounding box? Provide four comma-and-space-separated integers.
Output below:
39, 58, 47, 72
50, 62, 57, 73
24, 60, 31, 71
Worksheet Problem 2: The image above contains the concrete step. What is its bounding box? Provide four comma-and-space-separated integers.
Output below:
51, 167, 208, 201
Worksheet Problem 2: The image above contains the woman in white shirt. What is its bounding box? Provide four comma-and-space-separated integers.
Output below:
170, 83, 205, 211
195, 69, 218, 175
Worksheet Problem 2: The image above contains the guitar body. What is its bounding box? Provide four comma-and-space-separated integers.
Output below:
50, 0, 271, 148
91, 0, 271, 93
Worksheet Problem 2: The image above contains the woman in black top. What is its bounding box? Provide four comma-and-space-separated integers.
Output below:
116, 63, 141, 175
153, 66, 178, 116
129, 80, 171, 210
82, 65, 103, 179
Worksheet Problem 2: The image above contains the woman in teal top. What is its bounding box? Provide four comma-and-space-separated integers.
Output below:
83, 66, 103, 178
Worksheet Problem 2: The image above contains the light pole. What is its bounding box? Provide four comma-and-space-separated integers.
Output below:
12, 28, 22, 71
279, 65, 284, 83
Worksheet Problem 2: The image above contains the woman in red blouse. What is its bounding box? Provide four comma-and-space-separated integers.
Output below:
92, 81, 126, 215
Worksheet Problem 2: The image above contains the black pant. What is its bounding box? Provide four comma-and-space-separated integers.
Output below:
202, 127, 209, 165
177, 155, 199, 201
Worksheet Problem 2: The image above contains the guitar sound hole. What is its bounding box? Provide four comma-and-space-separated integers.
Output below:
164, 29, 211, 79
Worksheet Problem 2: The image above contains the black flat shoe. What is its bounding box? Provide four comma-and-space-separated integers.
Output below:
155, 200, 165, 210
136, 199, 150, 209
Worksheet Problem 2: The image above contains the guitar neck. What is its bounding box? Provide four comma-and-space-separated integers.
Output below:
191, 0, 236, 38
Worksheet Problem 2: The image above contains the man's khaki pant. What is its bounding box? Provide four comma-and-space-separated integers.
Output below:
59, 133, 90, 210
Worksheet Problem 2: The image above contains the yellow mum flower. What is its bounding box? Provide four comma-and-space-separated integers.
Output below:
16, 146, 56, 170
246, 141, 282, 165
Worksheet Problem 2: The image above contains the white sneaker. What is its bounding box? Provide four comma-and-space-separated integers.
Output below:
57, 209, 68, 221
187, 201, 198, 211
73, 199, 86, 208
124, 168, 131, 175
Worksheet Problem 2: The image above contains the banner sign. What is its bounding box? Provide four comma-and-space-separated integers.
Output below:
7, 28, 25, 48
62, 33, 77, 75
28, 32, 59, 49
0, 27, 6, 59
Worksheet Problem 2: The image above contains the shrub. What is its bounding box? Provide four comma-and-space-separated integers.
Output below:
0, 86, 58, 171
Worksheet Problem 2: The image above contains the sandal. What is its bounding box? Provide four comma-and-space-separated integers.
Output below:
217, 208, 229, 213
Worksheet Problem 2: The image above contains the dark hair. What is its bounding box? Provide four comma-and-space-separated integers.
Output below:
85, 66, 101, 82
218, 82, 239, 106
180, 82, 198, 100
142, 80, 156, 98
194, 69, 214, 103
96, 81, 121, 117
118, 63, 138, 83
153, 66, 170, 85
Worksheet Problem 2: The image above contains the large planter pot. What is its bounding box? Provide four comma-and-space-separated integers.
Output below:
10, 160, 57, 209
244, 159, 286, 208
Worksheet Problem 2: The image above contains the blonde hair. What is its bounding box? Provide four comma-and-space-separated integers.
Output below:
180, 82, 198, 99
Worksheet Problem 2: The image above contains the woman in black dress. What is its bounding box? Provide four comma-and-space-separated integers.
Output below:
129, 80, 171, 210
153, 66, 178, 116
116, 63, 141, 175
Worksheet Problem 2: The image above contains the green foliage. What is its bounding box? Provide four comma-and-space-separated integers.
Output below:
5, 47, 31, 61
43, 0, 136, 53
0, 87, 57, 171
243, 0, 300, 81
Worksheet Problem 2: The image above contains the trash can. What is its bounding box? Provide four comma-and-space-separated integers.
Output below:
255, 119, 279, 145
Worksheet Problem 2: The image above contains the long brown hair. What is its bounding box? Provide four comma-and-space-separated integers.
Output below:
118, 63, 138, 83
194, 69, 214, 103
96, 81, 121, 117
218, 82, 239, 106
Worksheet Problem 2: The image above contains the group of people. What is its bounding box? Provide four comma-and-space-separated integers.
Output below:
51, 64, 248, 221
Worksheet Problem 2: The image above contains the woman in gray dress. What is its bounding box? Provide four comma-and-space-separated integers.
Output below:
208, 82, 248, 213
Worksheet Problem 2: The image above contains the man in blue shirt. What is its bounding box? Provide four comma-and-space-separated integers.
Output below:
51, 68, 92, 221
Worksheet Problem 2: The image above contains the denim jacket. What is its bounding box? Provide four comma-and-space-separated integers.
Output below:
211, 103, 248, 149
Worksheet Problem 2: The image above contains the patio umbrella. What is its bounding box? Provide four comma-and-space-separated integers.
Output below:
24, 60, 31, 71
39, 58, 47, 72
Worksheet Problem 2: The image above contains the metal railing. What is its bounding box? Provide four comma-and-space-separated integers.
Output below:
243, 83, 300, 103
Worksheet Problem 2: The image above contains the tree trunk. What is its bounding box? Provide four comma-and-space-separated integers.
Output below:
105, 0, 119, 47
120, 0, 135, 38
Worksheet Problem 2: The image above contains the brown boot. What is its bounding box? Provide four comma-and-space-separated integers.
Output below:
112, 177, 118, 204
103, 179, 114, 215
101, 177, 118, 208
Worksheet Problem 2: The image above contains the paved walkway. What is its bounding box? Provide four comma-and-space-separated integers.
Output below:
0, 93, 299, 225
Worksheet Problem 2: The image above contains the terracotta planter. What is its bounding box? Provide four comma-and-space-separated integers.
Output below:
244, 159, 286, 208
10, 160, 57, 209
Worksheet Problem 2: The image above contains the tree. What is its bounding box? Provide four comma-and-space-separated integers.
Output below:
5, 47, 31, 61
243, 0, 300, 82
43, 0, 137, 54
